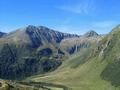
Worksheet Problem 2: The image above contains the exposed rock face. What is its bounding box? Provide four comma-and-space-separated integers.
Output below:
25, 25, 79, 48
60, 32, 100, 54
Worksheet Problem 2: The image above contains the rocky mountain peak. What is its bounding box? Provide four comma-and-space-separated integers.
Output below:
83, 30, 99, 37
26, 25, 54, 32
24, 25, 79, 48
0, 32, 6, 38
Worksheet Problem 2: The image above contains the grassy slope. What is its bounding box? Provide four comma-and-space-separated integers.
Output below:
28, 49, 118, 90
100, 26, 120, 87
28, 26, 120, 90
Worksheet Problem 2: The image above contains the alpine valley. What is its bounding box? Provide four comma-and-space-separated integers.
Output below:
0, 25, 120, 90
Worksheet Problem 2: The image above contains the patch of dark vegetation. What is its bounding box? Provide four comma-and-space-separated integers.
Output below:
37, 48, 53, 56
0, 82, 2, 87
0, 44, 61, 80
101, 59, 120, 87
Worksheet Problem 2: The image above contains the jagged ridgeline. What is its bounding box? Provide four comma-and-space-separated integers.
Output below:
0, 25, 100, 80
0, 25, 78, 80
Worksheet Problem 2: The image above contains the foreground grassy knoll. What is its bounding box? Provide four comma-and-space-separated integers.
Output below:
0, 79, 68, 90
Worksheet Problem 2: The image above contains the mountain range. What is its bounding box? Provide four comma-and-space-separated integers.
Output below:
0, 25, 120, 90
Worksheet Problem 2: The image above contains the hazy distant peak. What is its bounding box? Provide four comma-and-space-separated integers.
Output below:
0, 32, 6, 38
83, 30, 99, 37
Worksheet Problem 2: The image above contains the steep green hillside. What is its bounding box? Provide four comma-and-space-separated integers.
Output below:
29, 26, 120, 90
29, 48, 112, 90
100, 25, 120, 87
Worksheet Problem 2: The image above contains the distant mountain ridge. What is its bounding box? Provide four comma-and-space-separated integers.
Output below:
0, 25, 100, 80
83, 30, 99, 37
0, 32, 6, 38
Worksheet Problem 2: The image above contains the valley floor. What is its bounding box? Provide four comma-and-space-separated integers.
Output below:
28, 56, 120, 90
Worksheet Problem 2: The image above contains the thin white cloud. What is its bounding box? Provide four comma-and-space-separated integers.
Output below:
57, 0, 95, 14
54, 20, 119, 35
91, 21, 117, 28
54, 24, 90, 35
90, 21, 119, 34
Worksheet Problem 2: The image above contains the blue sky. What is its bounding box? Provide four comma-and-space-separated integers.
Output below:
0, 0, 120, 34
